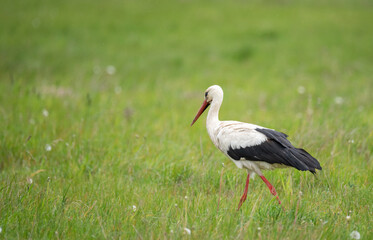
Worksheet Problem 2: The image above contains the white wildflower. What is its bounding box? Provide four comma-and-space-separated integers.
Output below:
350, 230, 360, 239
184, 196, 188, 200
174, 203, 178, 207
346, 215, 351, 221
42, 109, 49, 117
170, 229, 174, 233
0, 226, 2, 233
334, 96, 344, 105
114, 86, 122, 94
132, 205, 137, 212
106, 65, 116, 75
183, 227, 191, 235
27, 178, 33, 184
299, 191, 303, 196
348, 139, 354, 144
221, 162, 225, 167
45, 144, 52, 152
257, 227, 261, 231
297, 86, 305, 94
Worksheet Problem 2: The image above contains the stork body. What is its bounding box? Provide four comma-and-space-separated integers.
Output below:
191, 85, 321, 210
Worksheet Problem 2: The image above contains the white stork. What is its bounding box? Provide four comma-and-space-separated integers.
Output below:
191, 85, 322, 210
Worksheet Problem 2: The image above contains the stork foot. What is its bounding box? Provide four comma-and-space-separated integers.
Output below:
237, 194, 247, 211
237, 173, 250, 211
260, 175, 283, 206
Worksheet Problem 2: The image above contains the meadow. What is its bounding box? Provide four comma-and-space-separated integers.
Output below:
1, 0, 372, 239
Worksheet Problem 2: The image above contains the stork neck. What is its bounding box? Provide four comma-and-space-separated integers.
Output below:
206, 98, 222, 127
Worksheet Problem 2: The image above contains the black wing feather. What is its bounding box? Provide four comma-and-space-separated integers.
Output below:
227, 128, 322, 173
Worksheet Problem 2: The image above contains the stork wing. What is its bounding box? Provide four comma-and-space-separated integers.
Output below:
216, 122, 268, 151
217, 122, 321, 173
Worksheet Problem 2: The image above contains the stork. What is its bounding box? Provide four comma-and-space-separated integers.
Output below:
191, 85, 321, 210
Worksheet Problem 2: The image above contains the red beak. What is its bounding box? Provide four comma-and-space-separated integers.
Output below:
191, 99, 210, 126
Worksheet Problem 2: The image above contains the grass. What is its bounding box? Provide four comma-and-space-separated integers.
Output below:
1, 0, 372, 239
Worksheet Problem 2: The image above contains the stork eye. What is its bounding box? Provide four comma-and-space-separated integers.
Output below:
205, 92, 208, 97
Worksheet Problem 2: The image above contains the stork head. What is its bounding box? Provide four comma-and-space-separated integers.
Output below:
191, 85, 223, 126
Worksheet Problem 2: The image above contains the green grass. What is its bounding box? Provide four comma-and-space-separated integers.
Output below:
1, 0, 372, 239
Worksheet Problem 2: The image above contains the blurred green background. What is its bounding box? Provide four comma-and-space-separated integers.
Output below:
1, 0, 372, 239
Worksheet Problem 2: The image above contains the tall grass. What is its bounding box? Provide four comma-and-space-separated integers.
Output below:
0, 0, 372, 239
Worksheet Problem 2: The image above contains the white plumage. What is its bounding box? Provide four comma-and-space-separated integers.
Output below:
191, 85, 321, 210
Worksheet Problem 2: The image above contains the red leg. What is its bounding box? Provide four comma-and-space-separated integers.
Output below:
237, 173, 250, 210
260, 175, 282, 205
